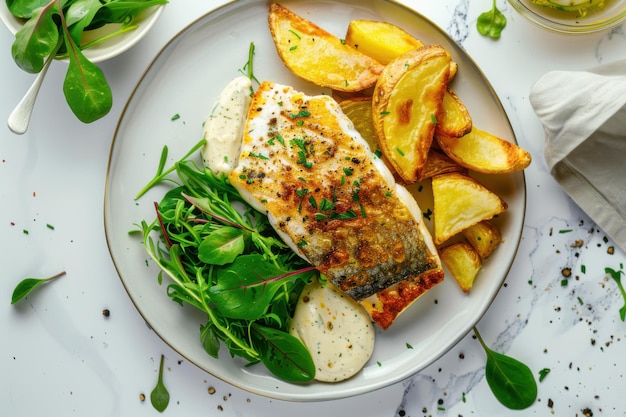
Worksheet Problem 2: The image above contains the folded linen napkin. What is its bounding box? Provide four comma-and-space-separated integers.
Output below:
529, 59, 626, 251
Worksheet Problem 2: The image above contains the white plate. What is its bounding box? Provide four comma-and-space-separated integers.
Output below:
104, 0, 526, 402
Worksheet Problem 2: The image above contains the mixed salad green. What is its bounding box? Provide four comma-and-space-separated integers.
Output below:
7, 0, 168, 123
136, 140, 317, 382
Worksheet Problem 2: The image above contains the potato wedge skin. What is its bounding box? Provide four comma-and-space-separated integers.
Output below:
432, 172, 508, 245
461, 220, 502, 259
440, 242, 482, 292
436, 87, 472, 138
268, 3, 383, 92
436, 127, 532, 174
372, 45, 451, 183
421, 148, 466, 180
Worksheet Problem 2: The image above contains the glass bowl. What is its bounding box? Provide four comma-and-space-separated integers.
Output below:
508, 0, 626, 34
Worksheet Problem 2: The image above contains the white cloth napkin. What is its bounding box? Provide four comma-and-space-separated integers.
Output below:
529, 59, 626, 251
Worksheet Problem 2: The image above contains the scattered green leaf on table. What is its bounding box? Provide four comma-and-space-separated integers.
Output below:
11, 271, 67, 304
605, 266, 626, 321
477, 0, 507, 39
150, 354, 170, 413
474, 327, 537, 409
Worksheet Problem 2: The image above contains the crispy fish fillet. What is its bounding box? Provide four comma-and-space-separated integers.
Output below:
229, 81, 444, 329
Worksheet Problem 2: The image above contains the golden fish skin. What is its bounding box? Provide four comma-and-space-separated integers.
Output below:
229, 81, 444, 329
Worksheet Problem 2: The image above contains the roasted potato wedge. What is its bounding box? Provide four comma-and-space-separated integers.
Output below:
345, 19, 425, 65
436, 127, 532, 174
461, 220, 502, 259
345, 19, 457, 77
372, 45, 451, 183
340, 99, 466, 181
436, 87, 472, 138
268, 3, 384, 92
432, 172, 508, 245
339, 97, 379, 153
421, 148, 466, 180
345, 19, 468, 140
439, 242, 482, 292
331, 87, 373, 104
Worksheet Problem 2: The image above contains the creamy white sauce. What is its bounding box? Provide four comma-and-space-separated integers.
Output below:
201, 76, 252, 175
290, 277, 375, 382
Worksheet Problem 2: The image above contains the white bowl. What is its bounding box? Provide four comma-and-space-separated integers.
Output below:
0, 2, 165, 63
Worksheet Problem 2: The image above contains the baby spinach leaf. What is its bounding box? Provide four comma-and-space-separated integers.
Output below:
150, 354, 170, 413
6, 0, 51, 19
200, 323, 221, 358
11, 271, 66, 304
474, 327, 537, 409
65, 0, 104, 43
477, 0, 507, 39
198, 227, 246, 266
252, 324, 315, 382
11, 2, 61, 73
62, 28, 112, 123
209, 254, 308, 320
88, 0, 167, 28
8, 0, 168, 124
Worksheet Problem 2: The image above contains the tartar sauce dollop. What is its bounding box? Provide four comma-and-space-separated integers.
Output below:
290, 277, 375, 382
201, 76, 252, 174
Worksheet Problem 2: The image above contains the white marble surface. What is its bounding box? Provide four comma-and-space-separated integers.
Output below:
2, 1, 625, 416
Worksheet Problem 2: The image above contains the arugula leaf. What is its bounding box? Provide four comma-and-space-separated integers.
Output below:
474, 327, 537, 409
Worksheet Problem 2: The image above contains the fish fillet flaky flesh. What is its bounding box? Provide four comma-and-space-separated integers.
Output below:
229, 81, 444, 329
